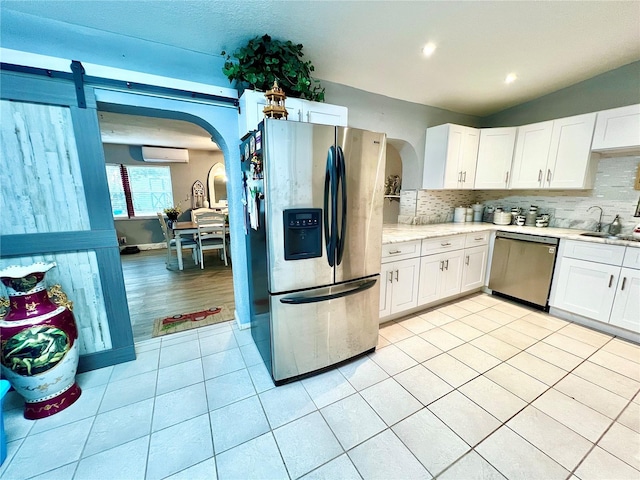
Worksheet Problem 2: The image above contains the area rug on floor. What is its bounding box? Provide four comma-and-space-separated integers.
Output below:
152, 304, 234, 337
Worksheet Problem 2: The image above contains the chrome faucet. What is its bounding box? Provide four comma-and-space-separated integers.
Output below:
588, 206, 604, 232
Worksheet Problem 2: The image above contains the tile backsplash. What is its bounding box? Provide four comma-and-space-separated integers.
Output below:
399, 156, 640, 233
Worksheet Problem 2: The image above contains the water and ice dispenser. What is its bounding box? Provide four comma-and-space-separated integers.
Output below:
283, 208, 322, 260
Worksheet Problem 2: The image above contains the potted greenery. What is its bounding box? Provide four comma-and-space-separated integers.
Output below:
222, 34, 325, 102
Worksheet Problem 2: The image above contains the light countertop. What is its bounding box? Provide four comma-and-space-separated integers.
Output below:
382, 223, 640, 248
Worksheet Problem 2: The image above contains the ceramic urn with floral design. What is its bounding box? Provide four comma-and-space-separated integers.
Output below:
0, 262, 81, 419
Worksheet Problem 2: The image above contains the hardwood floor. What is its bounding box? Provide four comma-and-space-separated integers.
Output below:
120, 248, 235, 343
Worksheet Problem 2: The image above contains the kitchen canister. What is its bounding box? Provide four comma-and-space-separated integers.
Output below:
465, 207, 473, 222
454, 206, 466, 223
472, 203, 484, 222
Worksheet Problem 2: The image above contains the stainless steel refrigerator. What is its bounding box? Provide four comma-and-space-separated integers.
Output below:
243, 119, 386, 385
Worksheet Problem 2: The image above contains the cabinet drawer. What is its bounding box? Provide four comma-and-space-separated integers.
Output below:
382, 240, 421, 263
623, 247, 640, 270
421, 235, 466, 256
563, 240, 625, 265
465, 231, 490, 248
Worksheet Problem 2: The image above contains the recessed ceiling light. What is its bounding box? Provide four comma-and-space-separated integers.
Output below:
505, 73, 518, 84
422, 43, 436, 57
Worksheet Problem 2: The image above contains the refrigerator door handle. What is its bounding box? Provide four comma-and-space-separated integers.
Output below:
336, 146, 347, 265
279, 279, 377, 304
324, 146, 337, 267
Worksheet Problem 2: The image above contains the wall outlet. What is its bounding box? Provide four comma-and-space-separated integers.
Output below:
118, 236, 127, 245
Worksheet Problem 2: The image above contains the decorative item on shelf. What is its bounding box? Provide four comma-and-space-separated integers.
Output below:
221, 34, 325, 102
191, 180, 205, 209
263, 81, 288, 120
384, 175, 401, 196
0, 263, 82, 420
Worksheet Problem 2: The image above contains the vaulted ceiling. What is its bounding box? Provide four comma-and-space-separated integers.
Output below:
3, 0, 640, 117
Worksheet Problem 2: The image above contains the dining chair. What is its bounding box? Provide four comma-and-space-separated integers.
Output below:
191, 207, 215, 222
157, 212, 199, 267
194, 211, 228, 268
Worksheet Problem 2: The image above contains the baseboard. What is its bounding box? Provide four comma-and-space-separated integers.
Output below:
379, 288, 483, 325
549, 307, 640, 344
132, 242, 165, 250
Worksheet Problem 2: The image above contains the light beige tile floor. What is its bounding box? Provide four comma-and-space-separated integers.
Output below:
2, 293, 640, 480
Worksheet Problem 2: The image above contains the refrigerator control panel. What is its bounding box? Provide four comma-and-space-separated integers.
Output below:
283, 208, 322, 260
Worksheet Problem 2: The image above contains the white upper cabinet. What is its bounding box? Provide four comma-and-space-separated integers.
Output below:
510, 120, 554, 189
238, 90, 347, 134
592, 104, 640, 152
546, 112, 597, 189
474, 127, 517, 189
423, 124, 479, 190
301, 100, 348, 126
510, 113, 596, 189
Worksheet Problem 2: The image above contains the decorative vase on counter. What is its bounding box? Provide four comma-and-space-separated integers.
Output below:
0, 262, 82, 420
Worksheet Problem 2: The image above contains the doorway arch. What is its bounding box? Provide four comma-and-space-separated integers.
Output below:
95, 88, 251, 328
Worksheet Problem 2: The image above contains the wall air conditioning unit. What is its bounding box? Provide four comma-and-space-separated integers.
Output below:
141, 146, 189, 163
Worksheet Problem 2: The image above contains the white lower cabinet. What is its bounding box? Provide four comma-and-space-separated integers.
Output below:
380, 232, 490, 322
461, 245, 488, 292
551, 240, 639, 334
418, 251, 463, 305
552, 257, 620, 322
610, 267, 640, 332
379, 257, 420, 319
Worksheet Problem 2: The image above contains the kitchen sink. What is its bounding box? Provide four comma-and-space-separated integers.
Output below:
579, 232, 638, 241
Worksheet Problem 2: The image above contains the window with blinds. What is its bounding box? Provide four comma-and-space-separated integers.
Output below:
106, 164, 174, 218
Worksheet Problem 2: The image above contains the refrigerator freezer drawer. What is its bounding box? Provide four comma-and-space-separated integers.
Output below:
269, 276, 380, 383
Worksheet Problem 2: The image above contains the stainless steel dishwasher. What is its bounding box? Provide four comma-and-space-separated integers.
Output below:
488, 231, 559, 309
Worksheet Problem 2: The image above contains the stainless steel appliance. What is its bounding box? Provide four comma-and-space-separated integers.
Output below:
488, 231, 559, 309
243, 119, 386, 385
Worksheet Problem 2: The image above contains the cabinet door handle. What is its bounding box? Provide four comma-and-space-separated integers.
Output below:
621, 277, 627, 291
465, 255, 470, 265
609, 275, 614, 288
547, 169, 552, 183
458, 171, 462, 182
395, 269, 399, 282
445, 259, 449, 270
388, 250, 401, 255
474, 237, 484, 241
388, 271, 393, 283
439, 261, 444, 271
463, 171, 467, 182
505, 171, 509, 184
538, 169, 543, 182
441, 242, 451, 247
